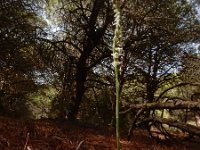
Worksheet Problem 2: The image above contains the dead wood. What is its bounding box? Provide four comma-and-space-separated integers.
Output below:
121, 101, 200, 114
140, 117, 200, 137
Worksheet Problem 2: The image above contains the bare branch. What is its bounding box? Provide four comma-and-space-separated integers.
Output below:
121, 101, 200, 113
141, 117, 200, 137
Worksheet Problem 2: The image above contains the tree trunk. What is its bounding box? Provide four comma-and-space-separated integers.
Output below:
65, 0, 111, 120
67, 56, 87, 120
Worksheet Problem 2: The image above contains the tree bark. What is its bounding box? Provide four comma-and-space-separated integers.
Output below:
121, 101, 200, 114
141, 117, 200, 137
67, 56, 87, 120
124, 101, 200, 140
66, 0, 112, 120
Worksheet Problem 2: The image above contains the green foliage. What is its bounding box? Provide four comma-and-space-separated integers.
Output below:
181, 54, 200, 83
121, 0, 200, 103
49, 94, 68, 119
27, 86, 58, 119
1, 2, 200, 142
45, 0, 59, 21
121, 79, 146, 104
74, 87, 113, 124
0, 93, 32, 118
93, 87, 113, 124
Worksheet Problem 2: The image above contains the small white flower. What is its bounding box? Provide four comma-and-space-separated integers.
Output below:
112, 52, 119, 59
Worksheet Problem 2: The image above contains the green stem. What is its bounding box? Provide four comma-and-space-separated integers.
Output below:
115, 64, 121, 150
112, 0, 122, 149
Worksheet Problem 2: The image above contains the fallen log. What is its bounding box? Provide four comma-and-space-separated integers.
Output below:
120, 101, 200, 114
140, 117, 200, 137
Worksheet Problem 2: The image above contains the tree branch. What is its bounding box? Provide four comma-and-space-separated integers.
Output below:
121, 101, 200, 113
141, 117, 200, 137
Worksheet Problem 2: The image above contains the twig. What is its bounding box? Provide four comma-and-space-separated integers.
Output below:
53, 136, 68, 144
23, 132, 30, 150
75, 140, 85, 150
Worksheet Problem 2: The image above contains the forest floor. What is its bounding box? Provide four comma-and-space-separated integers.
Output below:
0, 116, 199, 150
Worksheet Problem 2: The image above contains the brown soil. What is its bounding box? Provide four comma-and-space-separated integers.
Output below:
0, 116, 199, 150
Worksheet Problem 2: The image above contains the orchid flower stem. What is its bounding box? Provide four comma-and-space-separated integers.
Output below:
112, 0, 122, 150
